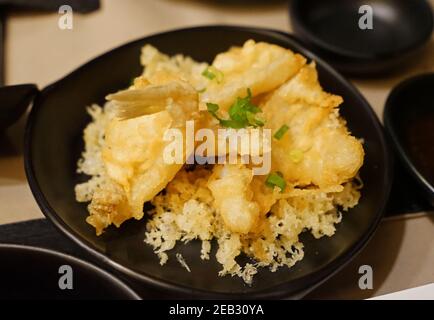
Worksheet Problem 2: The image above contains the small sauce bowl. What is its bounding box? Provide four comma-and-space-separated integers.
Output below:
384, 73, 434, 206
290, 0, 434, 75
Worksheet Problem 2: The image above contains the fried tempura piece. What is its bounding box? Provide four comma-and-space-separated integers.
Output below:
107, 80, 199, 126
96, 79, 201, 231
101, 111, 181, 217
86, 179, 130, 235
140, 44, 209, 91
208, 164, 260, 234
250, 175, 279, 217
262, 63, 364, 188
76, 41, 366, 282
200, 40, 306, 112
80, 42, 364, 242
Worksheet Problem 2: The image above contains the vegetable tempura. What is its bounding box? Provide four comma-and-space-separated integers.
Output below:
75, 40, 364, 283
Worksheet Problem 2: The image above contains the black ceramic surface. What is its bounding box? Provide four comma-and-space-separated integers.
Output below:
384, 73, 434, 206
24, 26, 392, 299
0, 244, 140, 299
290, 0, 434, 75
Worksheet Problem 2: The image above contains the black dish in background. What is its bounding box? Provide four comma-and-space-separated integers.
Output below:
24, 25, 392, 299
0, 219, 176, 299
384, 73, 434, 206
289, 0, 434, 76
0, 244, 140, 299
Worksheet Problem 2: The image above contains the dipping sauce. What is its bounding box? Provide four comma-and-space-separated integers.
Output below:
388, 74, 434, 191
403, 104, 434, 186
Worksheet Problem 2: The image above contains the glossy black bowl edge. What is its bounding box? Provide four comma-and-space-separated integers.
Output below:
24, 25, 393, 299
0, 84, 39, 129
384, 73, 434, 205
0, 244, 141, 300
289, 0, 434, 76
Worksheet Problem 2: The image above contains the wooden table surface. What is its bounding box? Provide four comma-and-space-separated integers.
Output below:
0, 0, 433, 299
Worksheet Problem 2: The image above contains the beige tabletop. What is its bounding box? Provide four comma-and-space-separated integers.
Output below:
0, 0, 433, 299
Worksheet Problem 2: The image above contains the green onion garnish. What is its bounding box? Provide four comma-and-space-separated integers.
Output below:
265, 172, 286, 191
274, 124, 289, 140
202, 68, 216, 80
206, 102, 219, 113
206, 89, 265, 129
202, 66, 224, 83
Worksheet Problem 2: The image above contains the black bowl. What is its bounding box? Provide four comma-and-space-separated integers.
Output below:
0, 84, 38, 130
290, 0, 434, 75
24, 25, 392, 299
384, 73, 434, 206
0, 244, 140, 299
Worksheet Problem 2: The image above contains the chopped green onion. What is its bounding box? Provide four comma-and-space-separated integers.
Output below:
215, 70, 224, 83
246, 111, 265, 127
265, 172, 286, 191
220, 119, 246, 129
206, 103, 238, 128
206, 102, 223, 123
206, 89, 265, 129
202, 66, 224, 83
246, 111, 257, 126
197, 87, 207, 93
289, 149, 304, 163
206, 103, 219, 113
202, 67, 216, 80
274, 124, 289, 140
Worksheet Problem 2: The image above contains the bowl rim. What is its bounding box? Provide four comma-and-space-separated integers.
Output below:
289, 0, 434, 61
0, 243, 141, 300
0, 84, 39, 130
384, 72, 434, 200
24, 24, 393, 299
